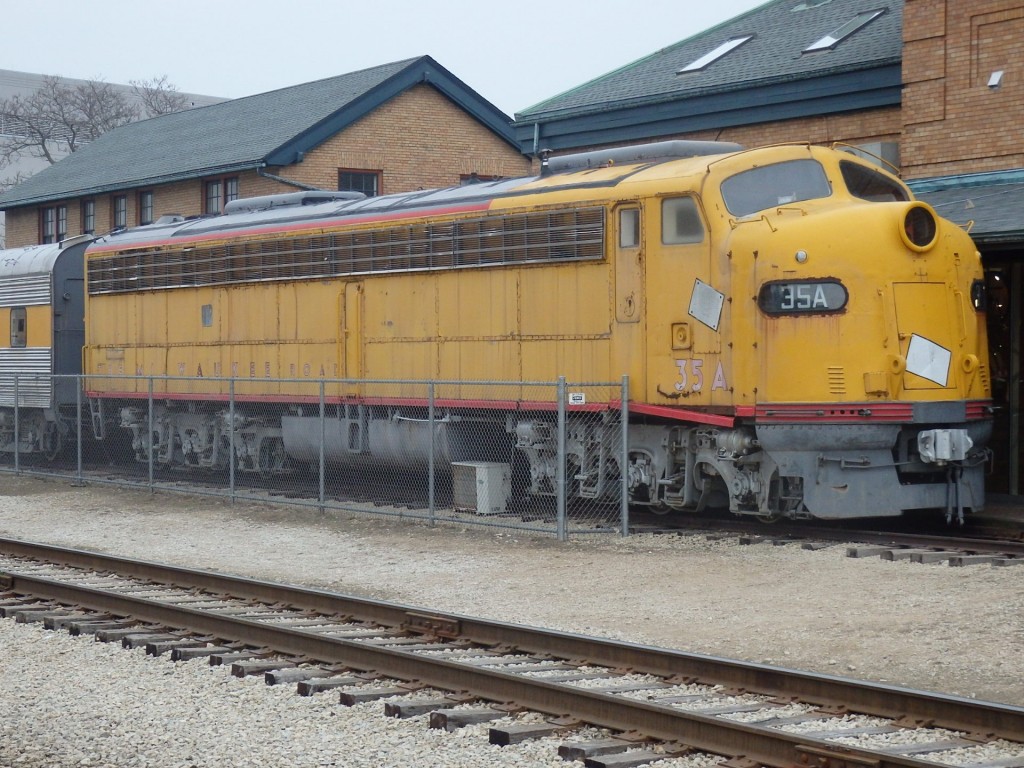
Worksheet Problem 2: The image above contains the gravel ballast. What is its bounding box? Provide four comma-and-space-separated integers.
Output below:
1, 475, 1022, 767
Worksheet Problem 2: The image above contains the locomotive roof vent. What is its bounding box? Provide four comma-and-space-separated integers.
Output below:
224, 190, 366, 215
545, 140, 743, 176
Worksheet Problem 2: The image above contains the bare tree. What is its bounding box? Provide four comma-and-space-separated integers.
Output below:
0, 74, 190, 172
131, 76, 191, 117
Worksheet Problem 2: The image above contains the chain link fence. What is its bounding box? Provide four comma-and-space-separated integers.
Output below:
0, 374, 630, 539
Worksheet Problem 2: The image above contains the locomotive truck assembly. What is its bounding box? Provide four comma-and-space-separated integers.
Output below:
0, 140, 992, 521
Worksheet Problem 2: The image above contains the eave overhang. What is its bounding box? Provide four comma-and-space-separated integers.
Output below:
513, 63, 902, 153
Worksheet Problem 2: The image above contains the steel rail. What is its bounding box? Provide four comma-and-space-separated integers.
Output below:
639, 515, 1024, 556
2, 537, 1023, 765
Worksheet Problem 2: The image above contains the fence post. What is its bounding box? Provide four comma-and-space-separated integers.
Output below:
75, 375, 84, 486
147, 377, 154, 492
13, 375, 19, 474
428, 381, 436, 527
620, 375, 630, 537
556, 376, 567, 541
318, 379, 326, 514
229, 378, 236, 503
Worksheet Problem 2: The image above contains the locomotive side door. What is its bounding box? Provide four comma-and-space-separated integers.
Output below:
645, 195, 725, 407
338, 281, 363, 394
612, 204, 646, 383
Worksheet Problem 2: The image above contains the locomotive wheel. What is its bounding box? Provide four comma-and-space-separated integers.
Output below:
43, 422, 63, 461
257, 437, 287, 479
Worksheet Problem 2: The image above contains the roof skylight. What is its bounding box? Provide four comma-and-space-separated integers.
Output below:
804, 9, 885, 52
678, 35, 754, 73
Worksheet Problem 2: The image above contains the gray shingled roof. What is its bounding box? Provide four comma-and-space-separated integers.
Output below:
0, 57, 516, 209
518, 0, 903, 119
913, 172, 1024, 246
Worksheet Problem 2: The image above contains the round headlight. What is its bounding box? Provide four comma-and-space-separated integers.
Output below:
901, 203, 938, 252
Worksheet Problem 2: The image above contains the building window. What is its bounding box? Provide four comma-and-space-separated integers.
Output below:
139, 191, 154, 225
38, 204, 67, 243
40, 208, 56, 243
56, 205, 67, 241
82, 200, 95, 234
10, 307, 26, 348
339, 169, 381, 197
205, 180, 221, 214
112, 195, 127, 230
204, 176, 239, 214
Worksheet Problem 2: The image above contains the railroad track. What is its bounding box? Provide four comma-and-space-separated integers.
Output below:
634, 514, 1024, 567
1, 538, 1022, 768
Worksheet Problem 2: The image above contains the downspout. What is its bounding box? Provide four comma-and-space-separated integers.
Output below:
256, 165, 324, 191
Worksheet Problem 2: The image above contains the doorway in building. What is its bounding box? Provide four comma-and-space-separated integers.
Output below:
982, 256, 1022, 495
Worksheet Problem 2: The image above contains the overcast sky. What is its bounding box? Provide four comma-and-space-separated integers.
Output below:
3, 0, 764, 116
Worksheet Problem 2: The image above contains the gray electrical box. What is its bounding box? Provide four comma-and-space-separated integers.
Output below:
452, 461, 511, 514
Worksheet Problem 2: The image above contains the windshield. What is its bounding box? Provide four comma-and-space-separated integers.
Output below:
721, 159, 832, 216
840, 160, 909, 202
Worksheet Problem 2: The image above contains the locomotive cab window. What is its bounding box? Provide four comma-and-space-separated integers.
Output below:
840, 161, 910, 203
662, 197, 704, 244
619, 208, 640, 247
10, 307, 27, 348
721, 159, 831, 217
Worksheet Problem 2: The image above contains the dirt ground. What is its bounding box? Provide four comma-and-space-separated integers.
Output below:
0, 473, 1021, 707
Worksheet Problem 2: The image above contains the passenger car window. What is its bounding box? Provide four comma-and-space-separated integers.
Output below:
662, 197, 704, 244
721, 159, 832, 216
840, 160, 909, 202
10, 307, 26, 348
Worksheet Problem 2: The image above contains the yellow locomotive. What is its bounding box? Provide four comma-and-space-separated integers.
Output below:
81, 141, 992, 520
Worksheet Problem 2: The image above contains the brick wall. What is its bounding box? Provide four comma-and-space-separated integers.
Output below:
3, 84, 530, 248
273, 85, 530, 193
902, 0, 1024, 179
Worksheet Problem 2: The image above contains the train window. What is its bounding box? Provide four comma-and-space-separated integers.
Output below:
840, 161, 909, 203
10, 307, 26, 348
662, 197, 704, 244
619, 208, 640, 247
721, 159, 831, 217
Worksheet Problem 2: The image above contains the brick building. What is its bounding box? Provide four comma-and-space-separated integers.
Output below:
0, 57, 530, 249
901, 1, 1024, 493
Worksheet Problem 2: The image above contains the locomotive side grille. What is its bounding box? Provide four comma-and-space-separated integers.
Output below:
0, 348, 53, 407
827, 366, 846, 395
0, 274, 51, 306
979, 362, 991, 393
86, 207, 606, 295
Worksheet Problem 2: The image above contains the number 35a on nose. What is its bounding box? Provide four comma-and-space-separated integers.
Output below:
674, 358, 728, 393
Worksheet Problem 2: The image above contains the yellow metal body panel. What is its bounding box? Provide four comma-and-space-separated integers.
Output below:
25, 306, 51, 348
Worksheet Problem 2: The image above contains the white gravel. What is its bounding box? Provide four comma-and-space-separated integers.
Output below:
1, 475, 1023, 767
